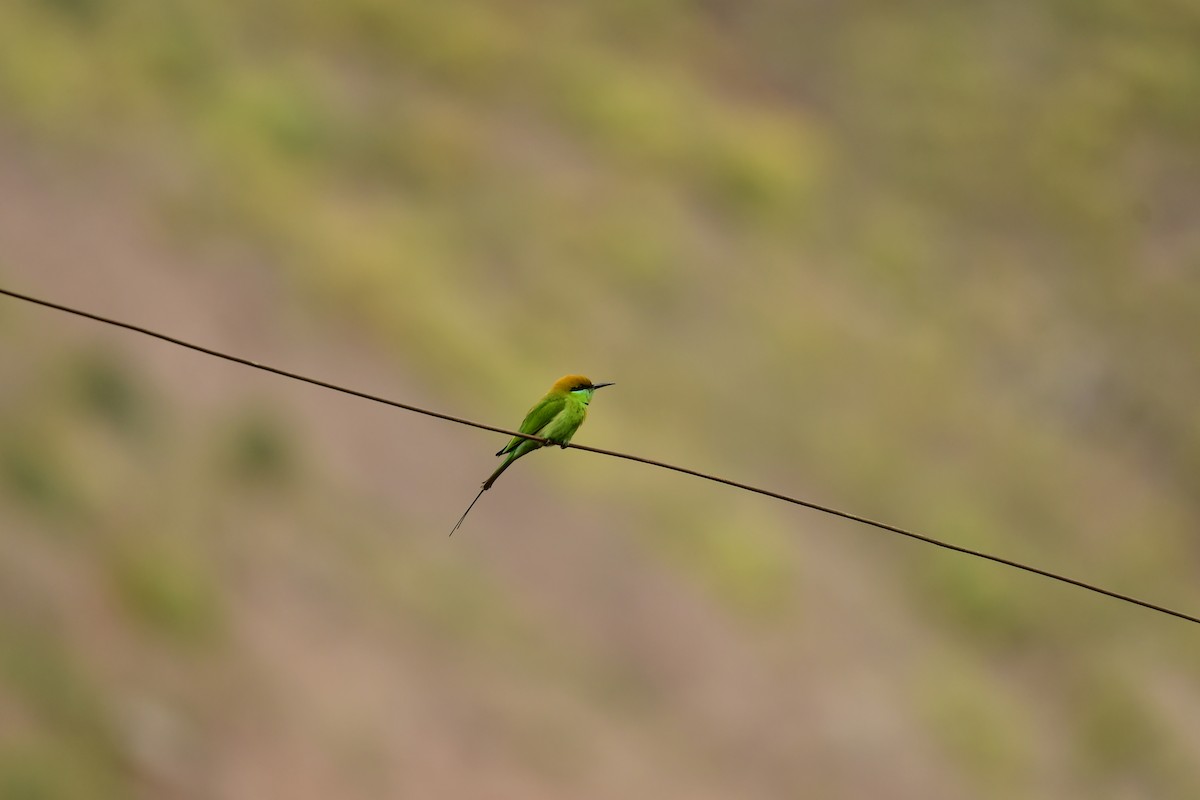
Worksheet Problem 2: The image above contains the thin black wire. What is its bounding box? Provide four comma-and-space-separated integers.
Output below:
2, 285, 1197, 626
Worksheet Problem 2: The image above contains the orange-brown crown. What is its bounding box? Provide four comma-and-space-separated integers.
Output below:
551, 374, 595, 393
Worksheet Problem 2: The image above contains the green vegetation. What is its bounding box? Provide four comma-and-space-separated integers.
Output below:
1069, 665, 1200, 800
64, 348, 156, 441
0, 625, 113, 755
0, 625, 122, 800
218, 405, 298, 488
0, 0, 1198, 795
918, 655, 1035, 796
0, 426, 82, 522
106, 532, 226, 645
650, 500, 796, 621
0, 738, 118, 800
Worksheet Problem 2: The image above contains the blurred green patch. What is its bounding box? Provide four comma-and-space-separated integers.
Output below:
650, 501, 796, 621
386, 554, 540, 657
1067, 666, 1196, 797
917, 657, 1034, 794
0, 738, 119, 800
346, 0, 523, 95
35, 0, 105, 26
545, 50, 822, 225
217, 406, 298, 488
106, 534, 225, 645
0, 624, 116, 758
63, 348, 155, 440
696, 110, 824, 225
204, 67, 336, 163
912, 557, 1045, 649
1077, 675, 1157, 769
0, 347, 161, 524
0, 427, 81, 521
349, 95, 488, 195
905, 500, 1053, 648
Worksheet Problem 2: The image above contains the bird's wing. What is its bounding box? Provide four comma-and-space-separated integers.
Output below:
496, 394, 567, 456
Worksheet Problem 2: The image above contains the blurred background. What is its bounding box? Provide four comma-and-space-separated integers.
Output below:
1, 0, 1199, 797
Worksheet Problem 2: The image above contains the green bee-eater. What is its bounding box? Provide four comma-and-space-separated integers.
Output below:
450, 374, 613, 535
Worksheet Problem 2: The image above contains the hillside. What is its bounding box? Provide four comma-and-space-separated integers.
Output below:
1, 1, 1199, 797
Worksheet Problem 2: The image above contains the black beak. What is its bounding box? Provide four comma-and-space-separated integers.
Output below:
592, 382, 614, 389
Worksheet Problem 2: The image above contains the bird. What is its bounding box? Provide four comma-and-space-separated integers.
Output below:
450, 374, 613, 535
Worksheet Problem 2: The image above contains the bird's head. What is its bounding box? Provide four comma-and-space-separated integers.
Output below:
551, 374, 614, 403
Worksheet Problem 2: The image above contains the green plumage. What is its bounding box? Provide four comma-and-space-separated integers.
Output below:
450, 374, 612, 535
486, 389, 588, 488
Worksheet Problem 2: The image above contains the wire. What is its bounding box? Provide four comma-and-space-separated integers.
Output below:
0, 287, 521, 439
2, 285, 1197, 626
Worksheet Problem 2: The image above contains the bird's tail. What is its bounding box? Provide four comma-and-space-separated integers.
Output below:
449, 456, 515, 536
482, 454, 516, 491
449, 485, 486, 536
